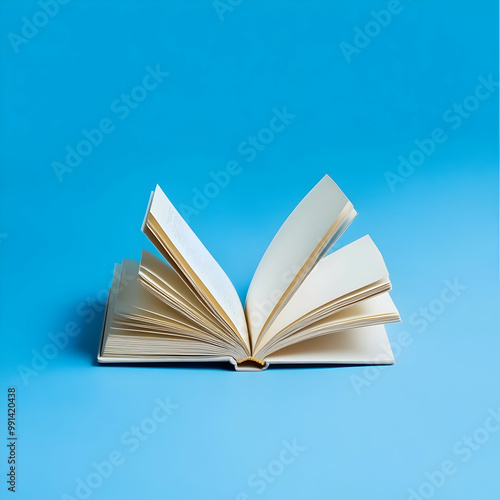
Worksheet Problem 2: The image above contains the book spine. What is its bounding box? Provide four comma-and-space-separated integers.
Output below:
231, 357, 269, 372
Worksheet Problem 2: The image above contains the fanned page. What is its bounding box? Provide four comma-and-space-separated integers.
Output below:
258, 295, 399, 360
100, 262, 247, 361
138, 249, 228, 338
245, 175, 357, 350
143, 185, 250, 353
254, 235, 397, 357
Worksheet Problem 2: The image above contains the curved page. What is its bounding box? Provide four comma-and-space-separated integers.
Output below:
144, 185, 249, 351
245, 175, 356, 349
255, 235, 390, 352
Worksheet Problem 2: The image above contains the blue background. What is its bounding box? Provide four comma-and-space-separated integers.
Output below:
0, 1, 498, 499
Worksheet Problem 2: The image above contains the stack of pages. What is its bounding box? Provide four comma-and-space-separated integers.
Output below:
98, 175, 400, 371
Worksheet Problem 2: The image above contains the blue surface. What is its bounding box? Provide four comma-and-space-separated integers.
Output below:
1, 1, 499, 499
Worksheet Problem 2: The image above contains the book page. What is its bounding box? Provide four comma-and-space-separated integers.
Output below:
139, 249, 217, 321
144, 185, 250, 350
115, 259, 211, 334
101, 260, 246, 361
264, 325, 394, 365
256, 235, 390, 350
245, 175, 356, 349
259, 293, 399, 358
139, 249, 232, 340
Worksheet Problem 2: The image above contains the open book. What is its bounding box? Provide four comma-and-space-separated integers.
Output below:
98, 175, 400, 371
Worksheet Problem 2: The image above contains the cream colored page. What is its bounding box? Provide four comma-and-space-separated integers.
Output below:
139, 249, 230, 336
261, 293, 399, 355
308, 293, 399, 326
245, 175, 351, 344
115, 259, 202, 330
257, 292, 398, 358
115, 259, 162, 316
147, 185, 248, 340
101, 264, 226, 359
265, 325, 394, 364
284, 293, 398, 336
140, 249, 206, 310
258, 235, 389, 347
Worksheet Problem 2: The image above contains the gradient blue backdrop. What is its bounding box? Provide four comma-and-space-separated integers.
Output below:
0, 1, 498, 499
